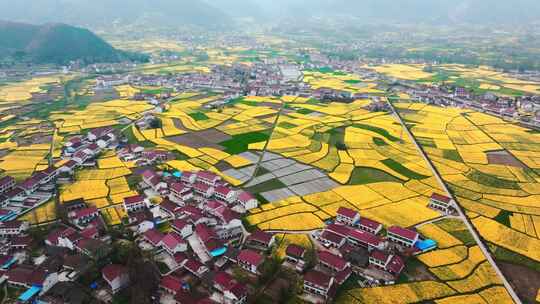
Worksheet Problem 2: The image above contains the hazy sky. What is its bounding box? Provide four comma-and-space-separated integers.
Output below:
0, 0, 538, 28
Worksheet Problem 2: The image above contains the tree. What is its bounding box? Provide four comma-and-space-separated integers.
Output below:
125, 246, 159, 304
232, 266, 250, 284
335, 141, 347, 151
149, 118, 162, 129
303, 247, 317, 270
258, 255, 280, 285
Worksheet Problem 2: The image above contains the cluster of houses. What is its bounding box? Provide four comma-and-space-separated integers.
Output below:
399, 82, 540, 128
302, 202, 439, 302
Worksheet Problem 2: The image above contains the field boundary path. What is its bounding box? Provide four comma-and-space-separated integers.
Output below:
387, 101, 522, 304
245, 98, 288, 184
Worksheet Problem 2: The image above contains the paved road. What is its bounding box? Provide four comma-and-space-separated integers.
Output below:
387, 101, 522, 304
245, 97, 289, 184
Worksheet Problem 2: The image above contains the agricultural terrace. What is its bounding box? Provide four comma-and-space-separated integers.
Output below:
303, 70, 383, 95
0, 75, 64, 104
369, 64, 435, 81
123, 94, 281, 186
372, 63, 540, 96
50, 99, 154, 134
427, 64, 540, 96
394, 102, 540, 298
0, 142, 51, 180
245, 96, 445, 231
63, 151, 135, 225
336, 219, 513, 303
19, 149, 137, 226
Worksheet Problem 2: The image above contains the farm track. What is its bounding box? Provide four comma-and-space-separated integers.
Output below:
387, 100, 522, 304
245, 98, 288, 184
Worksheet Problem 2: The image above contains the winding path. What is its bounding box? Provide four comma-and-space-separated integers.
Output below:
387, 100, 522, 304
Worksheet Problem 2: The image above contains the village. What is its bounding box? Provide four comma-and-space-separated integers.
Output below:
0, 108, 462, 304
0, 34, 539, 304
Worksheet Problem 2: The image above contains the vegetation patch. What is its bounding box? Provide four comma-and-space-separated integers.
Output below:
494, 210, 512, 227
219, 131, 270, 154
348, 167, 403, 185
442, 149, 464, 162
467, 169, 520, 190
373, 137, 388, 146
381, 158, 430, 180
296, 108, 315, 115
188, 112, 209, 121
278, 122, 297, 129
352, 123, 401, 142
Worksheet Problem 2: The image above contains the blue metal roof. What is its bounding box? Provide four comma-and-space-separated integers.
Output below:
18, 285, 41, 302
415, 239, 437, 251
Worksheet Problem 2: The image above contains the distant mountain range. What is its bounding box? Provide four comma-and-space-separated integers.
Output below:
0, 0, 538, 31
0, 0, 231, 30
0, 21, 147, 64
247, 0, 540, 25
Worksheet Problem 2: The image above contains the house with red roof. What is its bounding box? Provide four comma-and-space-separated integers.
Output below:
159, 199, 181, 219
68, 207, 100, 227
285, 244, 306, 264
237, 249, 264, 274
387, 226, 419, 247
319, 230, 346, 248
159, 274, 182, 295
40, 166, 59, 184
325, 223, 351, 237
123, 195, 149, 213
317, 251, 350, 273
0, 220, 29, 238
72, 150, 91, 164
195, 224, 226, 257
141, 150, 171, 163
180, 171, 197, 184
235, 191, 258, 211
203, 200, 226, 214
159, 232, 187, 255
0, 176, 15, 194
224, 283, 248, 304
336, 207, 360, 226
169, 182, 193, 203
160, 274, 183, 295
45, 227, 81, 250
87, 127, 114, 142
102, 264, 129, 294
170, 219, 192, 239
141, 170, 167, 194
369, 250, 405, 276
215, 206, 239, 225
429, 193, 454, 214
196, 171, 221, 186
193, 182, 214, 198
346, 229, 385, 251
142, 228, 164, 248
184, 258, 208, 277
58, 160, 78, 174
303, 270, 335, 300
213, 271, 236, 292
97, 134, 116, 149
83, 143, 101, 156
6, 265, 54, 290
18, 176, 42, 195
246, 230, 275, 250
358, 217, 383, 235
213, 185, 237, 204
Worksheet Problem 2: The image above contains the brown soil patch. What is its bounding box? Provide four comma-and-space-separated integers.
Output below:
166, 129, 231, 149
486, 150, 526, 168
499, 261, 540, 303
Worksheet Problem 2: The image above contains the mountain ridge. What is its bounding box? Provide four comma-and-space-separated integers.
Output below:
0, 21, 147, 64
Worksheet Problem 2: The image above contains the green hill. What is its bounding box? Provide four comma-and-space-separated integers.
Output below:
0, 21, 147, 65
